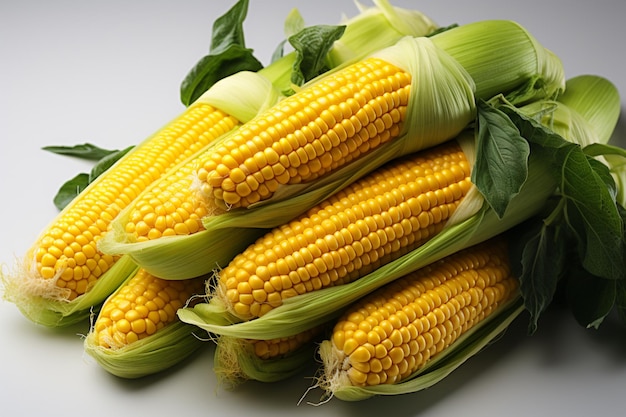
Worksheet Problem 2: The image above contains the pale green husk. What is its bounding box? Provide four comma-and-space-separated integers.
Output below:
431, 20, 565, 102
195, 70, 284, 123
82, 269, 210, 378
556, 75, 621, 145
325, 0, 438, 68
515, 75, 620, 148
84, 319, 208, 379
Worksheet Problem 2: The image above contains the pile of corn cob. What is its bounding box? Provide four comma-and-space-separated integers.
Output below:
1, 0, 625, 404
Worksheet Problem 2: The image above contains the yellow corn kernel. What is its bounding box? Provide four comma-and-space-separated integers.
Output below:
28, 104, 238, 300
324, 238, 518, 387
195, 57, 412, 210
94, 269, 205, 349
216, 140, 472, 320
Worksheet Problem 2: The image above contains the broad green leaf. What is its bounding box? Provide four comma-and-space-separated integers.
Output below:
503, 106, 625, 282
42, 143, 119, 160
501, 106, 572, 152
587, 156, 618, 203
561, 149, 624, 281
509, 217, 565, 333
288, 24, 346, 87
209, 0, 249, 54
53, 173, 89, 210
180, 0, 263, 106
473, 100, 530, 218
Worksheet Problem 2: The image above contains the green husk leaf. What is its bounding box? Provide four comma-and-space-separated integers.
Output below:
556, 75, 621, 144
499, 74, 624, 329
616, 277, 626, 325
585, 143, 626, 209
84, 319, 208, 379
101, 221, 266, 280
325, 0, 438, 68
430, 20, 565, 101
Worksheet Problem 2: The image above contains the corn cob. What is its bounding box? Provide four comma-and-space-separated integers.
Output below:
318, 238, 518, 395
195, 56, 413, 211
84, 269, 206, 378
1, 0, 438, 327
216, 140, 473, 321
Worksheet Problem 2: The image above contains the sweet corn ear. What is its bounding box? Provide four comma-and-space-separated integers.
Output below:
318, 237, 519, 398
195, 57, 413, 210
84, 269, 207, 378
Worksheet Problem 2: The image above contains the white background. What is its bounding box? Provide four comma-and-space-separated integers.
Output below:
1, 1, 625, 416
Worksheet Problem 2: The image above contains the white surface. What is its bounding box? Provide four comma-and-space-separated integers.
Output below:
1, 1, 625, 416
